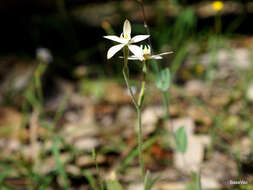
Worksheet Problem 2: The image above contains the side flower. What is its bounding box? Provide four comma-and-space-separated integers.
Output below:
104, 19, 150, 59
127, 45, 173, 61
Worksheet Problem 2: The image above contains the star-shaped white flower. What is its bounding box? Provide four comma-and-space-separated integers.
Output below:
127, 45, 173, 61
104, 19, 150, 59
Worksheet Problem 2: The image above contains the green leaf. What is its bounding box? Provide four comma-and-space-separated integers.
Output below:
144, 171, 160, 190
106, 180, 124, 190
52, 137, 70, 189
83, 170, 99, 190
175, 126, 187, 153
144, 171, 150, 190
156, 68, 170, 92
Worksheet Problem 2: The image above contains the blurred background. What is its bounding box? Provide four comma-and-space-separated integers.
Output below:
1, 0, 253, 189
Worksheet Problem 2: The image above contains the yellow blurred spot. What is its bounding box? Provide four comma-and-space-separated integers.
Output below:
101, 21, 111, 30
34, 71, 39, 77
196, 65, 204, 73
212, 1, 223, 12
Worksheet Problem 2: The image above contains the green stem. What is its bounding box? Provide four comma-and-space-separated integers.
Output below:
162, 92, 169, 121
138, 61, 147, 107
137, 60, 147, 180
122, 47, 145, 181
92, 149, 104, 190
137, 107, 145, 180
122, 47, 138, 109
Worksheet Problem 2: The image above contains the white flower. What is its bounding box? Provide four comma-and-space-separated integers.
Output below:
104, 19, 150, 59
36, 47, 53, 63
127, 45, 173, 61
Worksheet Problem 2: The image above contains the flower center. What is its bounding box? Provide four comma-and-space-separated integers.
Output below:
143, 54, 150, 60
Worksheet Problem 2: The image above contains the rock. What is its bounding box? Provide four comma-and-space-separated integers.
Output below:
128, 181, 186, 190
73, 138, 99, 150
76, 154, 105, 167
233, 48, 251, 69
174, 136, 205, 173
201, 152, 237, 187
153, 168, 183, 181
61, 122, 98, 143
104, 83, 132, 104
0, 107, 22, 142
201, 176, 221, 189
116, 106, 135, 125
7, 139, 21, 152
199, 48, 250, 70
123, 167, 142, 183
166, 117, 210, 173
0, 63, 33, 93
153, 182, 186, 190
140, 106, 164, 136
187, 106, 212, 127
166, 117, 195, 136
38, 153, 71, 175
100, 115, 114, 128
66, 165, 81, 176
247, 83, 253, 102
185, 80, 208, 97
127, 183, 143, 190
232, 137, 251, 161
22, 143, 40, 160
39, 157, 56, 174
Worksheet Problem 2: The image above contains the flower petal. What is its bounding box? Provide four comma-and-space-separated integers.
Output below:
123, 19, 131, 38
128, 45, 143, 60
107, 44, 125, 59
131, 35, 150, 43
119, 56, 139, 60
156, 51, 173, 56
128, 56, 140, 60
104, 35, 126, 43
150, 55, 163, 59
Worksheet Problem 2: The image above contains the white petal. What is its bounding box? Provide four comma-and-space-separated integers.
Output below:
104, 35, 126, 43
131, 35, 150, 43
156, 51, 173, 56
119, 56, 139, 60
123, 19, 131, 38
107, 44, 125, 59
128, 56, 140, 60
150, 55, 163, 59
128, 45, 144, 60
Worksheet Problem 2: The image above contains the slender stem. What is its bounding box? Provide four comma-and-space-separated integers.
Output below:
122, 47, 145, 181
96, 159, 104, 190
162, 92, 169, 120
138, 61, 146, 107
137, 61, 147, 180
137, 107, 145, 180
123, 47, 138, 109
137, 0, 153, 54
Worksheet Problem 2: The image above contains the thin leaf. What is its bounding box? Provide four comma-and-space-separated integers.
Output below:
144, 171, 150, 190
175, 126, 187, 153
156, 68, 170, 92
106, 180, 124, 190
83, 170, 99, 190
